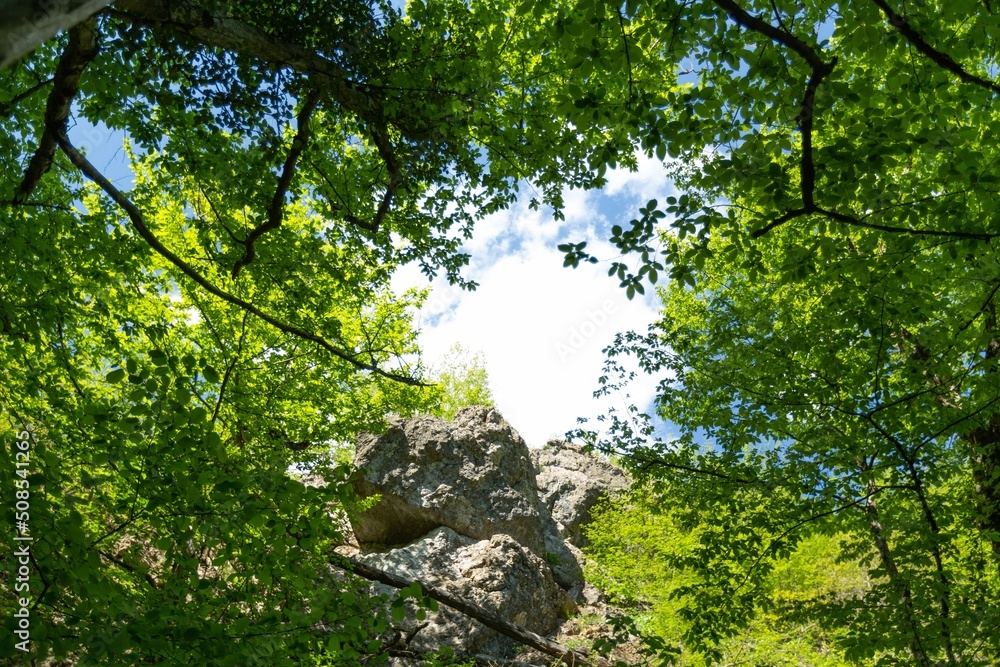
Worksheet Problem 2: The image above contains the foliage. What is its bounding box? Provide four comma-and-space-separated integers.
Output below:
5, 0, 1000, 663
585, 488, 868, 666
0, 159, 438, 663
416, 646, 477, 667
577, 202, 1000, 663
427, 343, 496, 420
551, 0, 1000, 665
0, 0, 631, 661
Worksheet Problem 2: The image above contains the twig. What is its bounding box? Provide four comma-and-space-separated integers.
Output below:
0, 76, 54, 116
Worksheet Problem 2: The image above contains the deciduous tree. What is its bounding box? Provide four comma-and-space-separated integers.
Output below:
557, 0, 1000, 664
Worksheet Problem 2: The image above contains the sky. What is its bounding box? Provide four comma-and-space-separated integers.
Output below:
391, 155, 676, 446
69, 117, 677, 449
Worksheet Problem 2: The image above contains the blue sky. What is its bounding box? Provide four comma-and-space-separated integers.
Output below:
391, 155, 674, 444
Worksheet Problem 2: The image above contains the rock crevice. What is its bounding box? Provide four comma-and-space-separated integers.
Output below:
345, 406, 629, 663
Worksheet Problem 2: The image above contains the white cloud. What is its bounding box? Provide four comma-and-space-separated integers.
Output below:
603, 152, 677, 203
394, 180, 664, 446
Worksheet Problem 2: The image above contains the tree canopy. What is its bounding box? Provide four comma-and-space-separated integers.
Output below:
3, 0, 1000, 665
559, 0, 1000, 665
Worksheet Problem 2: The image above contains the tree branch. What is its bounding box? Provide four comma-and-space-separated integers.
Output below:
0, 0, 111, 70
232, 90, 321, 278
751, 203, 1000, 241
0, 76, 53, 116
337, 557, 604, 667
115, 0, 405, 239
862, 479, 933, 666
870, 0, 1000, 95
97, 549, 159, 590
749, 207, 810, 237
708, 0, 838, 237
616, 8, 635, 102
14, 18, 98, 204
706, 0, 995, 244
55, 132, 426, 386
798, 63, 835, 207
819, 206, 999, 240
214, 310, 250, 422
732, 491, 877, 597
631, 451, 769, 487
113, 0, 374, 116
863, 415, 958, 665
710, 0, 827, 69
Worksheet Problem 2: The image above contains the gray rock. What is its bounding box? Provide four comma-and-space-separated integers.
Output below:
351, 407, 547, 556
360, 526, 572, 658
531, 440, 630, 547
538, 503, 585, 592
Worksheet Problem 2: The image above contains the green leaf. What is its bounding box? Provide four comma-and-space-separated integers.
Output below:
202, 365, 221, 384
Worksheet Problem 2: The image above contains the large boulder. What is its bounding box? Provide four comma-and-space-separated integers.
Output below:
350, 407, 547, 556
531, 440, 630, 547
359, 526, 571, 659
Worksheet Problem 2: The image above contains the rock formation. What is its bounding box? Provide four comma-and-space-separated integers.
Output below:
346, 406, 630, 664
351, 407, 546, 555
531, 439, 631, 548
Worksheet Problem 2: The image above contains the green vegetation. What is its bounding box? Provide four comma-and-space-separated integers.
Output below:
586, 490, 869, 665
1, 0, 604, 661
428, 344, 496, 420
561, 1, 1000, 664
3, 0, 1000, 664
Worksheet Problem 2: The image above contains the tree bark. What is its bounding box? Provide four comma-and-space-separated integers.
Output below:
0, 0, 111, 70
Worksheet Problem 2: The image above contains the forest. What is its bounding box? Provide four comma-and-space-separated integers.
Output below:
1, 0, 999, 665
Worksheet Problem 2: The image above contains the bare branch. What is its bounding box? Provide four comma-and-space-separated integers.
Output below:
337, 557, 604, 667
